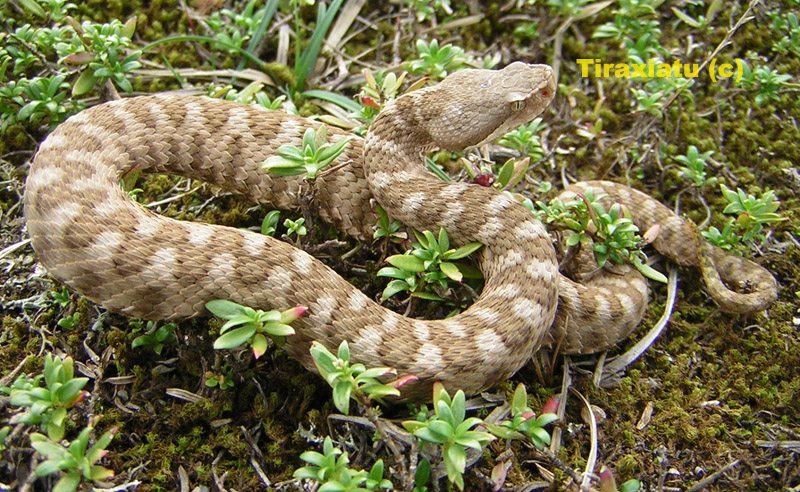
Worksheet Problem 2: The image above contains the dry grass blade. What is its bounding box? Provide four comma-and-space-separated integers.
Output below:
0, 238, 31, 260
597, 265, 678, 388
325, 0, 367, 52
132, 68, 275, 86
569, 388, 598, 492
165, 388, 204, 403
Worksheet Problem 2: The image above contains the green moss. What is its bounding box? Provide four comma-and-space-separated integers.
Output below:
616, 454, 639, 476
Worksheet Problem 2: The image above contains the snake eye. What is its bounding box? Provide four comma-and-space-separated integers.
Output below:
510, 100, 525, 111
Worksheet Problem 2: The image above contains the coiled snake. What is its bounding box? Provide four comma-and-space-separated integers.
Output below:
24, 63, 777, 400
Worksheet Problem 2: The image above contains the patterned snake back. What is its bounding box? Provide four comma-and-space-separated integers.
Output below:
24, 63, 777, 399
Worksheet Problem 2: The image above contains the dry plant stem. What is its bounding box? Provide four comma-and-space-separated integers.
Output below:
597, 266, 679, 388
685, 459, 741, 492
674, 188, 712, 229
468, 467, 498, 490
696, 193, 712, 229
540, 447, 583, 485
316, 158, 354, 180
326, 414, 414, 447
8, 32, 46, 64
360, 402, 412, 488
240, 425, 272, 487
103, 79, 121, 101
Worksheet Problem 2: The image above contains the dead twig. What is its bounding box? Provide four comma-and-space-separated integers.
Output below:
685, 459, 741, 492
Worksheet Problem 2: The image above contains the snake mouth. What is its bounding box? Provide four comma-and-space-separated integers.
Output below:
542, 65, 557, 101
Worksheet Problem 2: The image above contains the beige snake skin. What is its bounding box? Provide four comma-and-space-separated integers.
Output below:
24, 63, 777, 400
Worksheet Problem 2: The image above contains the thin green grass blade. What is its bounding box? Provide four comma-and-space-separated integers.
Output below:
237, 0, 280, 71
425, 157, 452, 182
302, 89, 361, 113
141, 36, 268, 72
294, 0, 345, 92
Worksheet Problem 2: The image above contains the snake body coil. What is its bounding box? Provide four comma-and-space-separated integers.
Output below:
24, 63, 777, 399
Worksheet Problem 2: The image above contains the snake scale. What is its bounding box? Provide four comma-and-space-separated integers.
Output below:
24, 63, 777, 400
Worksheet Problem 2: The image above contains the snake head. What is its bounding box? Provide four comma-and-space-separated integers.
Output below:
417, 62, 556, 151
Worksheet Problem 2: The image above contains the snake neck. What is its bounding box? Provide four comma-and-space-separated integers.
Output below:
367, 96, 435, 156
360, 88, 561, 373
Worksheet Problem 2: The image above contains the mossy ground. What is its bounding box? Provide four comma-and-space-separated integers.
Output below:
1, 0, 798, 490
